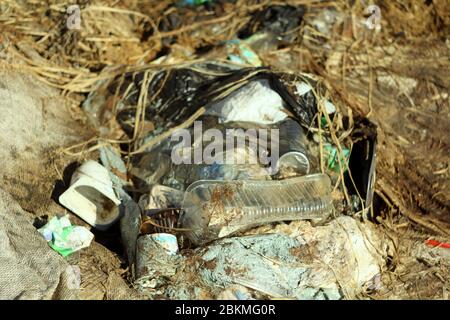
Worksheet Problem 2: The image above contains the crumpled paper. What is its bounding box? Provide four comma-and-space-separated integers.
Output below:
38, 215, 94, 257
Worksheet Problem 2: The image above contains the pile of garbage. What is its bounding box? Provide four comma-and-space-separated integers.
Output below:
45, 55, 382, 299
6, 0, 449, 300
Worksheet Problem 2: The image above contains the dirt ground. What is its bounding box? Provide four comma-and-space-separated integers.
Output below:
0, 1, 448, 299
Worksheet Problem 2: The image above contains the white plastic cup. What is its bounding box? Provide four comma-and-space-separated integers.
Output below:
59, 160, 121, 230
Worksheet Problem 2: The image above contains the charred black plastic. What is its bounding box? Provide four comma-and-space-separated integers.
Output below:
116, 67, 215, 136
238, 5, 306, 43
115, 66, 319, 137
344, 118, 378, 213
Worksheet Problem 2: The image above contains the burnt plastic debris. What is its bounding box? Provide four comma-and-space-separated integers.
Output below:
115, 67, 214, 136
109, 64, 320, 136
345, 117, 378, 214
238, 5, 306, 43
83, 60, 378, 252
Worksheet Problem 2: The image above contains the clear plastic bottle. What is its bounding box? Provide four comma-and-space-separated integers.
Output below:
180, 173, 333, 245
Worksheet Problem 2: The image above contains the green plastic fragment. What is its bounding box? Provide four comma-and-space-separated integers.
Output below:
321, 116, 328, 128
38, 216, 94, 257
226, 41, 262, 67
238, 43, 262, 67
324, 143, 350, 173
183, 0, 211, 6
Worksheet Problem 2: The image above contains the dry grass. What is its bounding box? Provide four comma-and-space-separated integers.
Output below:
1, 0, 449, 299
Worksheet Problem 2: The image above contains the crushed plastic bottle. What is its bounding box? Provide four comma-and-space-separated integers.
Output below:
180, 173, 333, 245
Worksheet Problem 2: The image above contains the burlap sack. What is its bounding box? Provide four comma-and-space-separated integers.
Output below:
0, 187, 78, 299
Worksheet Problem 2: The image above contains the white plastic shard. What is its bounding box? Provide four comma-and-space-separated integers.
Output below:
295, 81, 314, 96
206, 79, 288, 125
59, 160, 121, 230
